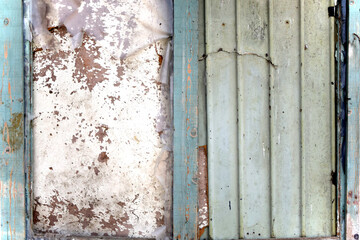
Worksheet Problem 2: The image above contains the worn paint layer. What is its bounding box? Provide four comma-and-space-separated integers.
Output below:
206, 0, 335, 239
173, 0, 199, 239
31, 1, 173, 238
0, 0, 26, 239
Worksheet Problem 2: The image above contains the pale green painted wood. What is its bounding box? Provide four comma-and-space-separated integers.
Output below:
206, 0, 335, 238
269, 1, 302, 236
0, 0, 26, 239
301, 0, 335, 236
236, 0, 271, 238
173, 0, 199, 239
205, 1, 239, 239
346, 0, 360, 238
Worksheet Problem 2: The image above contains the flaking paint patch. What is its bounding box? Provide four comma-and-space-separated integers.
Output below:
32, 6, 172, 238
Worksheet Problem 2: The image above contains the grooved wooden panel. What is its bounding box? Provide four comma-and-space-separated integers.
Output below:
206, 0, 335, 239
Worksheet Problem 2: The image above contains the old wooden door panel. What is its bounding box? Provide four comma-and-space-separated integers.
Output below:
206, 0, 335, 239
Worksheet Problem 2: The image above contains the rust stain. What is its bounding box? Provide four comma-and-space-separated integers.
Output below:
100, 214, 133, 237
93, 167, 100, 176
348, 191, 354, 204
4, 43, 9, 59
8, 82, 11, 102
71, 135, 78, 143
116, 65, 125, 82
9, 168, 13, 218
98, 152, 109, 164
67, 202, 96, 229
155, 211, 164, 227
48, 214, 58, 227
73, 34, 108, 91
2, 122, 10, 152
198, 145, 209, 237
108, 95, 120, 104
95, 124, 109, 143
154, 44, 163, 66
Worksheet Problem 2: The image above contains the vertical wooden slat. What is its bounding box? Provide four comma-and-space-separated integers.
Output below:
347, 0, 360, 238
270, 1, 302, 237
205, 1, 239, 239
173, 0, 199, 239
236, 0, 271, 238
0, 0, 26, 239
302, 0, 334, 237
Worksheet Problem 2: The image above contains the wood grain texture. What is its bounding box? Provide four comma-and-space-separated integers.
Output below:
173, 0, 199, 239
0, 0, 26, 239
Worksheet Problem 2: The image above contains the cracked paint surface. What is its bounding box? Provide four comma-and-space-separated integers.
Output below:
31, 1, 172, 238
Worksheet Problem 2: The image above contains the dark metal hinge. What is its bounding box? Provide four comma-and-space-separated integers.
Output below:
328, 6, 338, 18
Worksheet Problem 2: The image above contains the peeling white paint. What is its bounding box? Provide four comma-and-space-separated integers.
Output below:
32, 1, 173, 238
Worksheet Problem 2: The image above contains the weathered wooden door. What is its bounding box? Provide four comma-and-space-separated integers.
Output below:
205, 0, 335, 238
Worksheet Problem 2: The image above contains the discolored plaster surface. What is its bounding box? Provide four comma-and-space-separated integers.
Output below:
31, 1, 173, 238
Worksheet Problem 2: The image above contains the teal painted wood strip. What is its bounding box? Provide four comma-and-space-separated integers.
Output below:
173, 0, 199, 239
0, 0, 26, 239
347, 1, 360, 238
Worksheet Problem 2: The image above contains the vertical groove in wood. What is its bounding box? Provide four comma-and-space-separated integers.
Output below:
299, 0, 305, 236
0, 0, 26, 239
329, 0, 336, 236
173, 0, 199, 239
268, 0, 275, 237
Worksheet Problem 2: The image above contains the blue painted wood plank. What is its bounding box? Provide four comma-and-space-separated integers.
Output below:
0, 0, 26, 239
347, 1, 360, 238
173, 0, 199, 239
